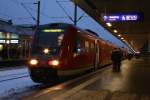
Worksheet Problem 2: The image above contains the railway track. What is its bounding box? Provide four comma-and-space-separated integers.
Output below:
0, 72, 29, 83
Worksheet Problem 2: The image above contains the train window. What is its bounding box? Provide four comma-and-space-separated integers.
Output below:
77, 45, 81, 53
85, 41, 89, 52
31, 29, 65, 55
85, 41, 89, 48
58, 34, 64, 46
34, 31, 64, 47
73, 38, 81, 53
91, 42, 94, 49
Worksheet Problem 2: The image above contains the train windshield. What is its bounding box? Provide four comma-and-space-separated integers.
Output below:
32, 28, 65, 55
36, 29, 64, 46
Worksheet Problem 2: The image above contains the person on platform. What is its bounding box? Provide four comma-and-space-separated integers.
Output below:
111, 48, 123, 72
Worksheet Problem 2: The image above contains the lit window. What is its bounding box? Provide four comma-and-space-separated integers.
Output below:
85, 41, 89, 48
10, 40, 18, 43
85, 41, 89, 52
0, 32, 5, 39
11, 34, 19, 39
0, 40, 5, 43
91, 43, 94, 49
6, 33, 10, 39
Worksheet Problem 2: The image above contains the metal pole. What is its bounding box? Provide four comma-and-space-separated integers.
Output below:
37, 1, 40, 27
7, 44, 10, 59
74, 4, 77, 26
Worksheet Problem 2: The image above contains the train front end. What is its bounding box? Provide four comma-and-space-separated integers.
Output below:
28, 24, 66, 82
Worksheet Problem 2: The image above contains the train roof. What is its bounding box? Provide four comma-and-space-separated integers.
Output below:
39, 23, 73, 29
85, 29, 99, 37
38, 23, 100, 37
38, 23, 114, 45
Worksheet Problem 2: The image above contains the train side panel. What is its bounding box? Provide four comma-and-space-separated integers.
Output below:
58, 29, 97, 76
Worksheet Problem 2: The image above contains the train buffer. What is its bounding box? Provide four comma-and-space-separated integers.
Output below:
24, 56, 150, 100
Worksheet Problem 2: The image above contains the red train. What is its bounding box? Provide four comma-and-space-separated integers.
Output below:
28, 23, 117, 83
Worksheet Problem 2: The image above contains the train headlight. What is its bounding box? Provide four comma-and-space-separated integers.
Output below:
43, 48, 49, 54
29, 59, 38, 65
48, 60, 59, 66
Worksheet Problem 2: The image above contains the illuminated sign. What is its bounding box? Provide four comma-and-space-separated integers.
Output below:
42, 29, 64, 33
0, 40, 19, 44
103, 13, 143, 22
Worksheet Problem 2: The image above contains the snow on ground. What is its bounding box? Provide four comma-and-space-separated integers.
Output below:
0, 66, 39, 99
0, 66, 28, 82
0, 66, 27, 75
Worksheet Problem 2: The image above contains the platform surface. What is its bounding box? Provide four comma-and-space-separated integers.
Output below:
25, 57, 150, 100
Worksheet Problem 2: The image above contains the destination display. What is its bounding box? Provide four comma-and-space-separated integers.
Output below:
103, 13, 143, 22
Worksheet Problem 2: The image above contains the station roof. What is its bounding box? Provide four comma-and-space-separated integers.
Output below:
72, 0, 150, 52
0, 19, 33, 36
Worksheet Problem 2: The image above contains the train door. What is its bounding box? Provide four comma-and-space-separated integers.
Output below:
95, 40, 100, 70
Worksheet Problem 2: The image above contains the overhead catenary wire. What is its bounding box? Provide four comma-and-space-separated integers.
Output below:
20, 3, 36, 22
6, 0, 36, 24
56, 0, 88, 25
21, 1, 73, 24
10, 0, 20, 5
77, 13, 88, 22
55, 0, 70, 2
1, 0, 88, 24
26, 6, 69, 19
0, 12, 33, 23
2, 0, 70, 24
56, 0, 74, 22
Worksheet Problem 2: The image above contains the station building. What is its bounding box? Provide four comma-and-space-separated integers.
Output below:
0, 19, 33, 60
